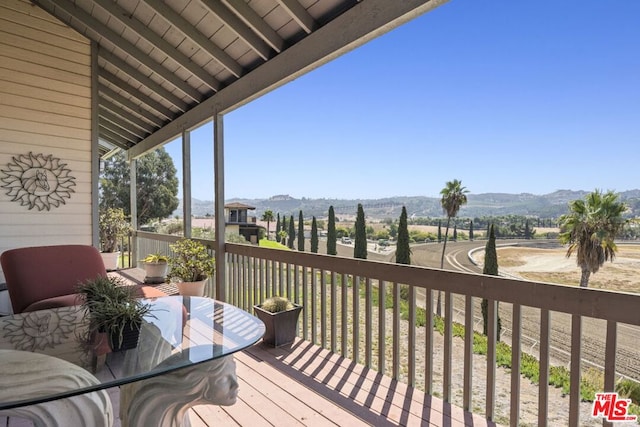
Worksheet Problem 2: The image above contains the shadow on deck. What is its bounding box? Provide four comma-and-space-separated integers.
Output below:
189, 338, 500, 427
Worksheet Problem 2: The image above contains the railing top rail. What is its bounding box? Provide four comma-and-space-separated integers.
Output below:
134, 231, 217, 250
226, 243, 640, 326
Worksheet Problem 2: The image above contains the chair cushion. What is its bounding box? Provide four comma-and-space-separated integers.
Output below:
1, 245, 107, 314
1, 245, 169, 314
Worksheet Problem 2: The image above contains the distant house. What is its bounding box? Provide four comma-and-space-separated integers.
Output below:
225, 203, 262, 244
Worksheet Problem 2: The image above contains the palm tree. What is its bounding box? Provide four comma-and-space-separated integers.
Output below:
261, 210, 274, 240
559, 189, 627, 287
438, 179, 469, 315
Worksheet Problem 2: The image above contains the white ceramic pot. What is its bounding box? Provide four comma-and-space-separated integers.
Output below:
143, 262, 169, 280
176, 280, 207, 297
100, 251, 120, 271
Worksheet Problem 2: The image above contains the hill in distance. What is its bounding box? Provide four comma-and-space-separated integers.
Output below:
176, 189, 640, 220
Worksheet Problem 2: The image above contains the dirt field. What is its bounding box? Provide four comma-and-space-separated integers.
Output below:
480, 244, 640, 293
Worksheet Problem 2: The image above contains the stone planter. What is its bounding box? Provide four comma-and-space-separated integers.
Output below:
253, 304, 303, 348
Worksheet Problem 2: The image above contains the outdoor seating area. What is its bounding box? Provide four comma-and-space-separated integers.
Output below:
1, 1, 638, 426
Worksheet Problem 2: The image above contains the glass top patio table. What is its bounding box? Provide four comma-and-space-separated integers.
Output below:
0, 296, 265, 411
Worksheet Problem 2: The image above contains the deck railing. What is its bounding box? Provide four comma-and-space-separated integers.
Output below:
135, 233, 640, 426
224, 243, 640, 427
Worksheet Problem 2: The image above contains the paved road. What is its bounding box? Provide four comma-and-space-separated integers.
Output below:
411, 240, 640, 381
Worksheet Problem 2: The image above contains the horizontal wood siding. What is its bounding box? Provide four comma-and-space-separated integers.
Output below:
0, 0, 92, 282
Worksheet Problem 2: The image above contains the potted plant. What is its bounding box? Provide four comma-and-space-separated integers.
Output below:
141, 253, 169, 284
77, 275, 154, 351
253, 296, 303, 348
168, 238, 215, 297
98, 207, 131, 271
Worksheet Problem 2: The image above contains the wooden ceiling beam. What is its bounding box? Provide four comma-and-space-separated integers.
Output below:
99, 119, 139, 144
98, 108, 147, 140
99, 70, 176, 121
34, 0, 204, 102
221, 0, 286, 53
99, 83, 165, 128
197, 0, 273, 61
277, 0, 318, 34
99, 50, 189, 113
100, 100, 157, 135
141, 0, 244, 78
92, 0, 221, 91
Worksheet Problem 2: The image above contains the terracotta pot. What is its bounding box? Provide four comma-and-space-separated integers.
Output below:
176, 280, 207, 297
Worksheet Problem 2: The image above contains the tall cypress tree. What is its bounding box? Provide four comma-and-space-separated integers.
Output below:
287, 215, 295, 249
297, 210, 304, 251
281, 216, 287, 244
524, 219, 531, 239
275, 213, 281, 238
437, 220, 442, 243
469, 220, 474, 241
327, 206, 337, 255
354, 204, 367, 259
453, 224, 458, 241
481, 224, 501, 340
395, 206, 411, 265
311, 216, 318, 253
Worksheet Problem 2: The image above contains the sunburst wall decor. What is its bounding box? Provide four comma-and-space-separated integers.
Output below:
0, 152, 76, 211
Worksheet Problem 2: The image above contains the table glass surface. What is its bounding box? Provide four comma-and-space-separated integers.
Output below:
0, 296, 265, 410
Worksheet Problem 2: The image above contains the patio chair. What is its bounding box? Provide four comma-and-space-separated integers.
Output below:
1, 244, 166, 314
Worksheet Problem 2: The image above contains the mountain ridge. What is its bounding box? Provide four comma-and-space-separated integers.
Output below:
175, 189, 640, 219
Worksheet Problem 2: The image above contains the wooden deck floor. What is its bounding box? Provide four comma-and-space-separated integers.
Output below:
186, 338, 500, 427
2, 338, 500, 427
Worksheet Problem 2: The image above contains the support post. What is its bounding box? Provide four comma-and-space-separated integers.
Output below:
182, 130, 192, 238
214, 114, 226, 301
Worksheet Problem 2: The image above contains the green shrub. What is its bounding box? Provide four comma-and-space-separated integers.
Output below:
617, 378, 640, 404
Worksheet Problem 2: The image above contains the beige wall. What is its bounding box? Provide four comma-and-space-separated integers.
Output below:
0, 0, 92, 284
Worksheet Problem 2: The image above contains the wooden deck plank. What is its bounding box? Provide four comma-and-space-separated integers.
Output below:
238, 339, 500, 427
233, 345, 365, 426
189, 405, 239, 426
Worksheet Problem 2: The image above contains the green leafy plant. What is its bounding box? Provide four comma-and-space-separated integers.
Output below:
99, 207, 131, 253
77, 276, 154, 349
260, 296, 294, 313
141, 253, 169, 263
77, 275, 129, 306
168, 238, 215, 282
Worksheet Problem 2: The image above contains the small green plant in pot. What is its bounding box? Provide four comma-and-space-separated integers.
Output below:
168, 238, 215, 296
141, 253, 169, 284
253, 296, 303, 348
77, 276, 154, 351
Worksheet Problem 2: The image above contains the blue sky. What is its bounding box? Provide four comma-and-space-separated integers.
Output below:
165, 0, 640, 201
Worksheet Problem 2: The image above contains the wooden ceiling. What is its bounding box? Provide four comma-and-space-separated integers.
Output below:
32, 0, 448, 158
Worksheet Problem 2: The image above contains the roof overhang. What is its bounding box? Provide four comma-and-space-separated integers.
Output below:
33, 0, 449, 159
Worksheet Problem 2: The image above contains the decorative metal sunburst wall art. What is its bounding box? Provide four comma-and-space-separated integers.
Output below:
0, 152, 76, 211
